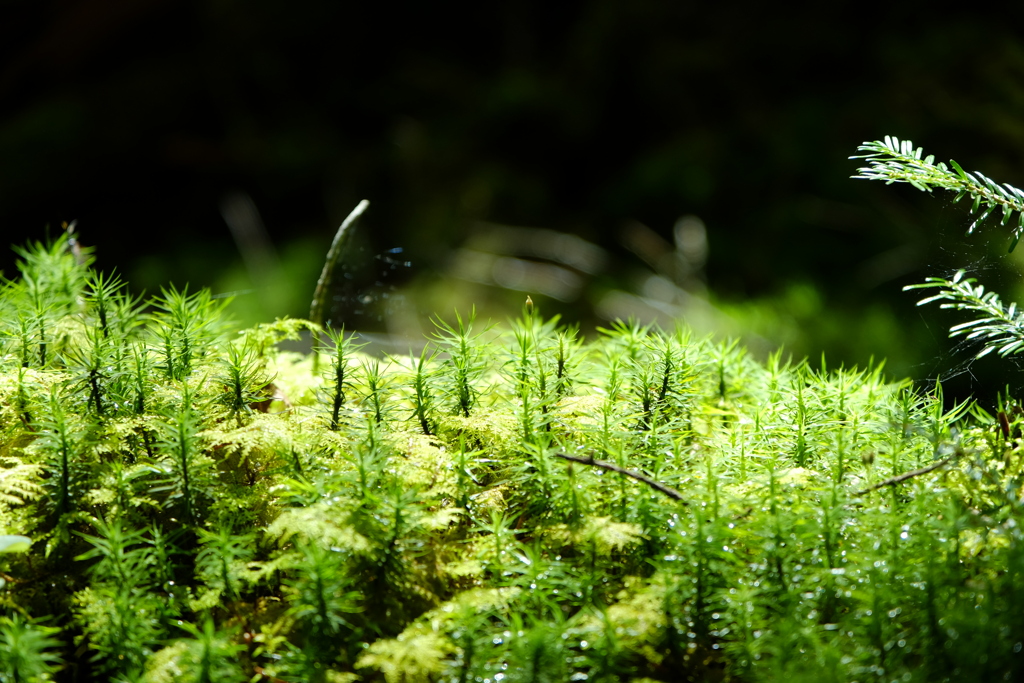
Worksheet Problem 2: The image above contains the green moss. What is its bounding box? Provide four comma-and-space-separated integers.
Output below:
2, 234, 1024, 682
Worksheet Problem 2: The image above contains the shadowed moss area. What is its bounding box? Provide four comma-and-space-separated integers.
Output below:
2, 237, 1024, 682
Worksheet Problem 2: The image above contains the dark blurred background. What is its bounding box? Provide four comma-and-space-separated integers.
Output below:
5, 0, 1024, 401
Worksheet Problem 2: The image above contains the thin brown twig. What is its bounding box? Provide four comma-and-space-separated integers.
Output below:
553, 452, 688, 503
853, 453, 959, 496
733, 506, 754, 521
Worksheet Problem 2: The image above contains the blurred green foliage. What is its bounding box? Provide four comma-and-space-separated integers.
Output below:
5, 4, 1024, 397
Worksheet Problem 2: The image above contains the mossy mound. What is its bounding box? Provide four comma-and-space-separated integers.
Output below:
1, 239, 1021, 682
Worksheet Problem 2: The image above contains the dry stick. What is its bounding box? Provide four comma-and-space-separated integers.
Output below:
853, 452, 959, 496
554, 452, 688, 503
309, 200, 370, 369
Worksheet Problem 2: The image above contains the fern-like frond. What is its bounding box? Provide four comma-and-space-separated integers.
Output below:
356, 627, 454, 683
853, 136, 1024, 249
905, 270, 1024, 357
0, 457, 43, 510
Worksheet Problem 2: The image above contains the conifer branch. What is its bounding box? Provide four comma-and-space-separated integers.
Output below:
852, 136, 1024, 249
856, 136, 1024, 358
905, 271, 1024, 358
